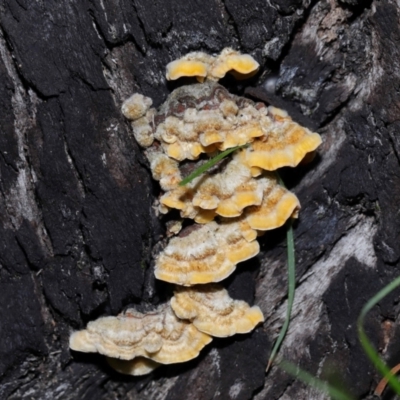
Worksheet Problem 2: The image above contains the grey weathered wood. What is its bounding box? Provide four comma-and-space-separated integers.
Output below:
0, 0, 399, 399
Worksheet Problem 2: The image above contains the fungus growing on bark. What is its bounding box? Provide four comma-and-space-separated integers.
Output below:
69, 304, 212, 364
155, 220, 259, 286
209, 47, 260, 80
244, 173, 301, 231
165, 48, 259, 82
107, 357, 161, 376
121, 93, 153, 120
158, 153, 301, 225
242, 106, 322, 171
70, 48, 322, 377
151, 83, 265, 161
121, 93, 156, 148
145, 148, 182, 191
166, 51, 213, 81
159, 153, 264, 220
171, 284, 264, 337
126, 81, 320, 173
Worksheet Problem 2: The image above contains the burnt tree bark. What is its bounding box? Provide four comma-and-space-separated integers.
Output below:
0, 0, 399, 399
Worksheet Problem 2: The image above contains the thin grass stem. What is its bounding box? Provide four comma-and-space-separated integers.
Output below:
267, 174, 296, 371
357, 275, 400, 394
179, 145, 245, 186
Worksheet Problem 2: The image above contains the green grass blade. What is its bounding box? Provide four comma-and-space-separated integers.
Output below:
266, 173, 296, 370
357, 275, 400, 394
267, 218, 295, 371
279, 360, 356, 400
178, 145, 245, 186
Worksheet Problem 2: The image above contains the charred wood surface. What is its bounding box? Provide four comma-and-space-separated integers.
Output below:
0, 0, 399, 399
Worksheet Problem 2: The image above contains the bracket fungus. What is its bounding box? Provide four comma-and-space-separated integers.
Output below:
165, 48, 259, 82
158, 158, 300, 226
154, 220, 259, 286
243, 106, 322, 171
159, 153, 264, 220
171, 285, 264, 337
70, 48, 322, 377
244, 173, 300, 231
69, 304, 212, 364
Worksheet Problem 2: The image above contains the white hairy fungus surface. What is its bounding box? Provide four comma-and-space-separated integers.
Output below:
121, 93, 156, 148
171, 284, 264, 337
145, 148, 182, 191
69, 304, 212, 364
121, 93, 153, 121
152, 83, 265, 161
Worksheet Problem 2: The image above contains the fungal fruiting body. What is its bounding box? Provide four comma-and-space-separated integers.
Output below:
126, 80, 317, 226
69, 48, 322, 376
171, 285, 264, 337
69, 304, 212, 364
165, 47, 259, 82
154, 220, 259, 286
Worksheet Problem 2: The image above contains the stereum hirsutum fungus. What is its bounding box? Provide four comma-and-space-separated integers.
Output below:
69, 48, 322, 376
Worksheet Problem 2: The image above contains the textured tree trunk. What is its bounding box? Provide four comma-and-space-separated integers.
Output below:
1, 0, 399, 399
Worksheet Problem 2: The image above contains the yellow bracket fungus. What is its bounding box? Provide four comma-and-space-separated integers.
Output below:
165, 51, 214, 82
70, 47, 322, 377
69, 304, 212, 364
244, 173, 301, 231
243, 106, 322, 171
159, 153, 263, 220
171, 284, 264, 337
209, 48, 260, 80
157, 152, 301, 226
155, 220, 259, 286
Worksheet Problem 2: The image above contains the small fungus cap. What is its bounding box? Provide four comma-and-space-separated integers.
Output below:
155, 220, 259, 286
244, 173, 301, 231
209, 48, 260, 80
171, 284, 264, 337
166, 59, 208, 81
243, 106, 322, 170
165, 48, 259, 82
146, 148, 182, 191
121, 93, 153, 121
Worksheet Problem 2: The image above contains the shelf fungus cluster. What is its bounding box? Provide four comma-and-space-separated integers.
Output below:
69, 48, 322, 376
